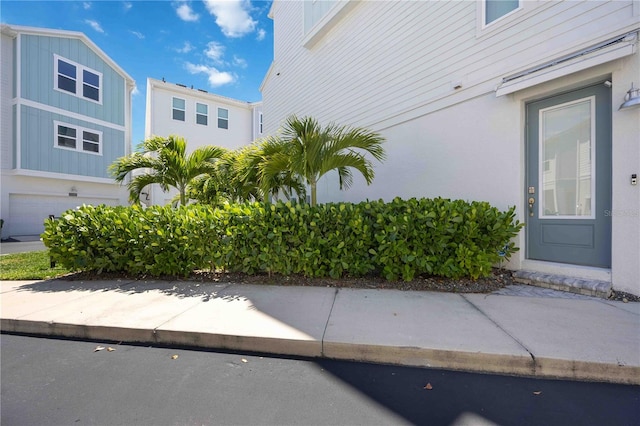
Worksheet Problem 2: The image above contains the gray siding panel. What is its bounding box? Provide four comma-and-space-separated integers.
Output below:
19, 105, 124, 179
20, 34, 125, 126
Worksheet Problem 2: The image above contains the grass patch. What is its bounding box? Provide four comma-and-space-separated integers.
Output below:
0, 250, 69, 280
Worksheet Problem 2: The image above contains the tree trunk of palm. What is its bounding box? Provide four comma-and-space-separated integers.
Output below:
310, 178, 317, 207
179, 184, 187, 206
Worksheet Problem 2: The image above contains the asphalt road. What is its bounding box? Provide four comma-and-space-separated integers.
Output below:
0, 239, 45, 255
1, 334, 638, 426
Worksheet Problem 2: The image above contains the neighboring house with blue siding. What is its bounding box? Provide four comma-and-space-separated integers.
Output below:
261, 1, 640, 296
0, 24, 135, 237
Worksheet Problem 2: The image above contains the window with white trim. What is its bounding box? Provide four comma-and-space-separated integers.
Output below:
483, 0, 519, 26
172, 97, 186, 121
196, 103, 208, 125
217, 107, 228, 129
54, 55, 102, 103
54, 121, 102, 155
259, 112, 263, 134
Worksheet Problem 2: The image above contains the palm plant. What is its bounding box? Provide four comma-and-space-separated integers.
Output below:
187, 147, 258, 206
253, 138, 307, 202
109, 135, 227, 206
260, 116, 386, 206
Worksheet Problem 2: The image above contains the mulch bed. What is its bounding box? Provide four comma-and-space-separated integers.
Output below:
60, 267, 640, 302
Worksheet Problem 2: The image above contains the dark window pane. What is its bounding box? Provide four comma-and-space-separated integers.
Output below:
218, 118, 228, 129
173, 109, 185, 121
196, 114, 208, 125
83, 70, 100, 87
83, 142, 100, 152
83, 84, 99, 101
58, 60, 76, 78
58, 125, 76, 137
58, 136, 76, 149
58, 75, 76, 93
83, 131, 99, 142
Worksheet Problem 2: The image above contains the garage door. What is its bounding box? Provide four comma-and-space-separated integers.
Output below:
8, 194, 120, 236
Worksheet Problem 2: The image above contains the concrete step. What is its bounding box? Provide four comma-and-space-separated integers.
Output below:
512, 270, 612, 299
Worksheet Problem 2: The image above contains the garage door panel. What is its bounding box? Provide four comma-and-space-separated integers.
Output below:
8, 195, 119, 236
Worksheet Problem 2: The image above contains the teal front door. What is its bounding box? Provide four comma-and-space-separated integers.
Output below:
526, 83, 612, 267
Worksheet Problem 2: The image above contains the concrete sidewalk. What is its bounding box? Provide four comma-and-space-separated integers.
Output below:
1, 278, 638, 385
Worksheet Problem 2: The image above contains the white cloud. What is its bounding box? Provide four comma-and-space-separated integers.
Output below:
83, 2, 91, 10
123, 2, 132, 11
204, 41, 225, 63
232, 55, 247, 68
256, 28, 266, 41
185, 63, 235, 87
203, 0, 256, 38
130, 30, 145, 39
175, 41, 194, 54
84, 19, 105, 34
176, 2, 199, 22
132, 86, 140, 96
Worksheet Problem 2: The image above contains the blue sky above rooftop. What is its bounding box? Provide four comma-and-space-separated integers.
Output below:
1, 0, 274, 145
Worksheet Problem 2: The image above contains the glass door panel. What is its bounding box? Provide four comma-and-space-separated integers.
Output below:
539, 97, 595, 218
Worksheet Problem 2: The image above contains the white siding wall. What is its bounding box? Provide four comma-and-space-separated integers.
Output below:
264, 1, 637, 133
146, 78, 254, 152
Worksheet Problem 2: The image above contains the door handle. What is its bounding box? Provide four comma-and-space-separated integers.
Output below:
528, 197, 535, 217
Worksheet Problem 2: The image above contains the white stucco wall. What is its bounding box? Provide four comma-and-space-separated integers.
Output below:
312, 92, 521, 211
145, 78, 255, 152
610, 54, 640, 295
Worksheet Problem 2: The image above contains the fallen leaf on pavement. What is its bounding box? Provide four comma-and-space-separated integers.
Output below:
424, 383, 433, 390
241, 359, 248, 363
94, 346, 105, 352
171, 355, 179, 360
533, 391, 542, 395
107, 347, 116, 352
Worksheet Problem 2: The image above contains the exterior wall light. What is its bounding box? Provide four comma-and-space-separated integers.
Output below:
619, 82, 640, 110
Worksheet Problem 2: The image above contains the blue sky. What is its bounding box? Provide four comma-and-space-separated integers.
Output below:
1, 0, 274, 145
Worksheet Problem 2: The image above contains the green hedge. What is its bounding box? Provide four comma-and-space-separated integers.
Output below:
42, 198, 523, 280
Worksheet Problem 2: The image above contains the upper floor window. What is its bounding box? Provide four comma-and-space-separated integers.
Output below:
196, 103, 208, 125
484, 0, 519, 25
54, 55, 102, 104
218, 108, 228, 129
172, 97, 186, 121
54, 121, 102, 155
259, 112, 263, 134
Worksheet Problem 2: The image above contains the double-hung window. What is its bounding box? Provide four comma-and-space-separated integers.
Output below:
54, 121, 102, 155
173, 97, 186, 121
218, 107, 229, 129
54, 55, 102, 103
259, 112, 263, 134
196, 103, 208, 125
